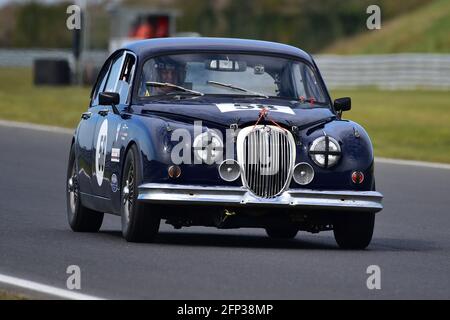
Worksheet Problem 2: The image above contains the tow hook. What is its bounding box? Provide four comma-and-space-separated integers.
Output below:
221, 209, 236, 224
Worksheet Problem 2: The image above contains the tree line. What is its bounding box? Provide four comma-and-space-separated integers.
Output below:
0, 0, 431, 53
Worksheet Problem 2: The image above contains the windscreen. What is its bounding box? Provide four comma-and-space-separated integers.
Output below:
139, 53, 328, 105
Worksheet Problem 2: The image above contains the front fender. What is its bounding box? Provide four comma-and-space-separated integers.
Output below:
294, 119, 375, 191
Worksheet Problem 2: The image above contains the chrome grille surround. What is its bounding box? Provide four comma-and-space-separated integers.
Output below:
237, 125, 296, 198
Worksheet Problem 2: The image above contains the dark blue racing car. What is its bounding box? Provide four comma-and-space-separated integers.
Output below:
66, 38, 383, 249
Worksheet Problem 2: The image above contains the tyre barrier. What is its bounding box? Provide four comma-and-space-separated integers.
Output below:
33, 59, 71, 86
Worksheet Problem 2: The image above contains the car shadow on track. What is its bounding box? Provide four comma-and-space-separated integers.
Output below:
98, 230, 339, 250
96, 230, 439, 252
158, 231, 340, 250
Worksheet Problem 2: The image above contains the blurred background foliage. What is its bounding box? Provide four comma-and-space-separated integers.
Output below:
1, 0, 446, 53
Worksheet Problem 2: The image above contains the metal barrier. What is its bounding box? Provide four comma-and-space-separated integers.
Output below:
1, 50, 449, 90
314, 54, 450, 90
0, 49, 107, 70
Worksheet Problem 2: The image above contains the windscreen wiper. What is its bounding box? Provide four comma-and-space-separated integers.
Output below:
145, 81, 204, 96
206, 80, 268, 98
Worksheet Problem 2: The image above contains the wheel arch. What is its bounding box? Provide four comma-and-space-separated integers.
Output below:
122, 140, 139, 179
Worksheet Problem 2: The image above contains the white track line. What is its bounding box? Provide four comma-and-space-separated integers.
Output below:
0, 119, 73, 135
0, 274, 104, 300
375, 157, 450, 170
0, 119, 449, 170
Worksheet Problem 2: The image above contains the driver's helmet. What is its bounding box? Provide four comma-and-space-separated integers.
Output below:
154, 60, 186, 85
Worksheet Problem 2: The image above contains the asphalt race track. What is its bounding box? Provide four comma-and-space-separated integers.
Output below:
0, 123, 449, 299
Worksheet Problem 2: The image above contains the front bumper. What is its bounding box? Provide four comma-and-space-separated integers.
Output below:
138, 183, 383, 213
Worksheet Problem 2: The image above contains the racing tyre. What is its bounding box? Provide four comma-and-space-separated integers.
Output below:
333, 213, 375, 249
121, 144, 160, 242
66, 145, 104, 232
265, 226, 298, 239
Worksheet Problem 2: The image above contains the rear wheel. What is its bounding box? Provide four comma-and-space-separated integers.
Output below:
333, 213, 375, 249
265, 225, 298, 239
66, 145, 104, 232
121, 144, 160, 242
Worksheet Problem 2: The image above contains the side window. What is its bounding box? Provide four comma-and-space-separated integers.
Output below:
303, 66, 325, 102
116, 53, 136, 104
104, 53, 125, 93
292, 63, 307, 98
102, 52, 136, 104
91, 60, 111, 107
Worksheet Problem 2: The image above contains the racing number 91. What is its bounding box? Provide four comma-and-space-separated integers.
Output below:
221, 304, 273, 315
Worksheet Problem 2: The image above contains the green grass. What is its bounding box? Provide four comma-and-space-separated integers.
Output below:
0, 67, 89, 128
0, 68, 449, 163
323, 0, 450, 54
0, 290, 27, 300
331, 89, 450, 163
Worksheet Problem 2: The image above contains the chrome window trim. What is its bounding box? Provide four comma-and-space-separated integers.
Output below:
123, 50, 138, 105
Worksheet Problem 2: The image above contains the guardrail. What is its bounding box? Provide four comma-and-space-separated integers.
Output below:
0, 50, 449, 90
0, 49, 107, 70
314, 54, 450, 90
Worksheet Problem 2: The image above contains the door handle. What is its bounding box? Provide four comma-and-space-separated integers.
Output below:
98, 109, 109, 117
81, 112, 92, 120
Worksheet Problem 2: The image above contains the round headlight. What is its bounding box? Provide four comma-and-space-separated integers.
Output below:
309, 136, 341, 168
218, 159, 241, 182
193, 131, 223, 165
293, 162, 315, 185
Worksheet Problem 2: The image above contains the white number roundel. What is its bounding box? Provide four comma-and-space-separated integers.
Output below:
95, 119, 108, 186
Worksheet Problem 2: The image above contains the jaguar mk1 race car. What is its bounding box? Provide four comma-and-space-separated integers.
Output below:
66, 37, 383, 249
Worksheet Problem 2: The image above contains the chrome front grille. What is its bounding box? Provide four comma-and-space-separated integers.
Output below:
237, 125, 296, 198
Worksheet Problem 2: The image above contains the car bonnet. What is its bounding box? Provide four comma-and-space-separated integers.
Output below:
136, 100, 335, 128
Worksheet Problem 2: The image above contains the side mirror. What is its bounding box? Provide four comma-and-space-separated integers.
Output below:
99, 92, 120, 106
334, 97, 351, 112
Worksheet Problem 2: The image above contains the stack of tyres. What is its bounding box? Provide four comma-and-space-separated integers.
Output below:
33, 59, 71, 86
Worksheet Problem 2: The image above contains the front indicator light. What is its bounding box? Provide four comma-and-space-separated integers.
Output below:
351, 171, 364, 184
168, 165, 182, 179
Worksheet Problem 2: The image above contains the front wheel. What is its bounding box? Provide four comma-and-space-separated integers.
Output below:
121, 144, 160, 242
333, 213, 375, 249
66, 144, 104, 232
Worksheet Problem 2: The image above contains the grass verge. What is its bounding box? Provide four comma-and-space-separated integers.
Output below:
331, 89, 450, 163
0, 290, 27, 300
0, 67, 89, 128
323, 0, 450, 54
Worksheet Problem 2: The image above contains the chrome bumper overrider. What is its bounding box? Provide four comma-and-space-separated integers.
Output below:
138, 184, 383, 213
